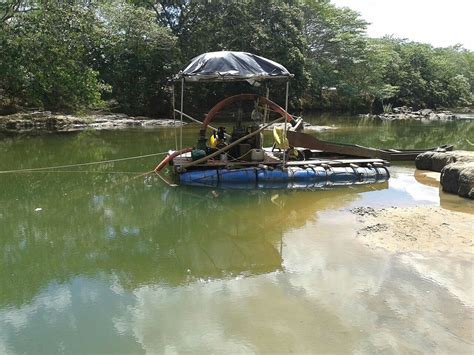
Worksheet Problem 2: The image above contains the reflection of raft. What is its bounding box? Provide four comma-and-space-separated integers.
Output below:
180, 166, 389, 188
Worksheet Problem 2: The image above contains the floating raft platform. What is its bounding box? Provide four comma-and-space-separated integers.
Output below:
179, 166, 389, 189
174, 152, 389, 188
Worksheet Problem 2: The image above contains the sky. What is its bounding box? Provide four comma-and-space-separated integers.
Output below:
331, 0, 474, 50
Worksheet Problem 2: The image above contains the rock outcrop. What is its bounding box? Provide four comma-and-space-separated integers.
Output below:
416, 150, 474, 199
0, 111, 184, 132
360, 107, 474, 121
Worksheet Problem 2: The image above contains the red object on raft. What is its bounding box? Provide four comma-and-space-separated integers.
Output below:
202, 94, 295, 130
154, 147, 193, 173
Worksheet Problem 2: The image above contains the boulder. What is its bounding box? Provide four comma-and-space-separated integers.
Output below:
441, 162, 474, 198
416, 150, 474, 199
415, 150, 474, 172
415, 151, 456, 172
458, 165, 474, 198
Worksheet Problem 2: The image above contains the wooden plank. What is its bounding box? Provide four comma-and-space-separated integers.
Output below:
286, 158, 388, 166
173, 157, 388, 169
287, 131, 453, 161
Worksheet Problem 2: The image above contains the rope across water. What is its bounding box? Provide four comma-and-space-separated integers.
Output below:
0, 151, 169, 174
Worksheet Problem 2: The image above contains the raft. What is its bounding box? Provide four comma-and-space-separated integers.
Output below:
179, 166, 389, 188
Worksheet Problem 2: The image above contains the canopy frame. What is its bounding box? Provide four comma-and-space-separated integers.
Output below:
174, 51, 293, 83
172, 51, 292, 152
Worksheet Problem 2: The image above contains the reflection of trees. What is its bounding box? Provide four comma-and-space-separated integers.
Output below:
0, 127, 390, 308
0, 161, 387, 307
305, 115, 474, 151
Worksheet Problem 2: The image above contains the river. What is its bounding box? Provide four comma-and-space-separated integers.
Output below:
0, 115, 473, 353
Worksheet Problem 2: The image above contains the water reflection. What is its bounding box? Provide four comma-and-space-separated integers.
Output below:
414, 169, 474, 213
307, 114, 474, 151
114, 212, 473, 353
390, 167, 439, 203
1, 121, 473, 352
0, 169, 389, 308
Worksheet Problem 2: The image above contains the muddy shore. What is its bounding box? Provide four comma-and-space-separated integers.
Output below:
352, 206, 473, 254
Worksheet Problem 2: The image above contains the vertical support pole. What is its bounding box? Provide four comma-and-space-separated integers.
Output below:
282, 80, 289, 168
264, 85, 269, 125
180, 78, 184, 150
172, 83, 177, 151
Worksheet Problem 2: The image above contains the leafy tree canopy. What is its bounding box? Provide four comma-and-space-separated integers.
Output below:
0, 0, 472, 115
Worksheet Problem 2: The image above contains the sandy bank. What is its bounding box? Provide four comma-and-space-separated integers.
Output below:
352, 206, 474, 254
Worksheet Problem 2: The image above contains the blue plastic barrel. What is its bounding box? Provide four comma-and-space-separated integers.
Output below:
375, 167, 390, 180
218, 168, 256, 183
178, 165, 390, 188
355, 167, 377, 182
288, 167, 328, 182
257, 169, 289, 182
179, 170, 218, 186
328, 167, 358, 183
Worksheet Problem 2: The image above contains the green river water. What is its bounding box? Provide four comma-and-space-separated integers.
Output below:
0, 116, 473, 353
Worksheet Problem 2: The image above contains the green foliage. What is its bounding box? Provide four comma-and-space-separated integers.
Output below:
177, 0, 307, 109
303, 0, 371, 111
0, 1, 107, 112
301, 1, 472, 112
97, 1, 180, 115
373, 38, 473, 109
0, 0, 472, 115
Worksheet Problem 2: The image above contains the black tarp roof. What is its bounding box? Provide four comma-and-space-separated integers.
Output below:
177, 51, 293, 83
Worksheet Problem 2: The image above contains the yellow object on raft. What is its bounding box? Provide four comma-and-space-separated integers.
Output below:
208, 133, 217, 148
273, 126, 289, 150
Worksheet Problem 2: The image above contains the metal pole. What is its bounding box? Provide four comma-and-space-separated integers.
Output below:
283, 80, 289, 167
172, 84, 177, 151
180, 78, 184, 150
264, 85, 269, 125
174, 109, 230, 138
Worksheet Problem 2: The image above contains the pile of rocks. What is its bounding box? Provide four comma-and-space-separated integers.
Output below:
416, 150, 474, 199
0, 111, 184, 132
362, 107, 463, 121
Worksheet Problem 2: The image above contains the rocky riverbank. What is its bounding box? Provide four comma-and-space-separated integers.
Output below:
361, 106, 473, 121
416, 150, 474, 199
0, 111, 184, 132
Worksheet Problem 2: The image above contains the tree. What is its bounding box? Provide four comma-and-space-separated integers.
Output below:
97, 1, 180, 116
0, 1, 106, 112
302, 0, 374, 111
375, 38, 472, 109
1, 0, 472, 115
135, 0, 307, 111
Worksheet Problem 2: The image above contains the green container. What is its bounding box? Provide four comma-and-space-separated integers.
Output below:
191, 149, 207, 161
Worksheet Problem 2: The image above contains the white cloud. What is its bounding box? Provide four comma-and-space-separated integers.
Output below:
389, 172, 439, 203
118, 216, 472, 353
331, 0, 474, 49
0, 286, 72, 330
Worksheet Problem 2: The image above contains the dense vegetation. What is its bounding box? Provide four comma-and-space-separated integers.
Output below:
1, 0, 472, 116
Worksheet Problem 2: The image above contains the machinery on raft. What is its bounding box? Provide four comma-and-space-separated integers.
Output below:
154, 51, 452, 189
